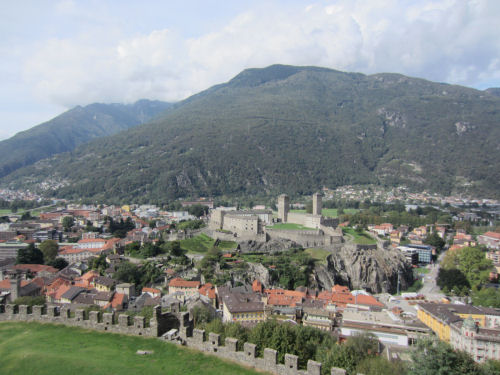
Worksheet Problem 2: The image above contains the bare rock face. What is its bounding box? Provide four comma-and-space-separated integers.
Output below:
312, 243, 413, 294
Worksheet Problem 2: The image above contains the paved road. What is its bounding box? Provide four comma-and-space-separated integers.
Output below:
419, 250, 447, 300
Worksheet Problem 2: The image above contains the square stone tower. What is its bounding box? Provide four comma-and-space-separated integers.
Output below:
312, 192, 322, 216
278, 194, 289, 223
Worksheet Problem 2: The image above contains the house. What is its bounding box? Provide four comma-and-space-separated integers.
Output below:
60, 286, 86, 304
478, 232, 500, 250
93, 276, 116, 292
218, 286, 266, 324
302, 308, 334, 331
168, 278, 200, 297
142, 287, 161, 298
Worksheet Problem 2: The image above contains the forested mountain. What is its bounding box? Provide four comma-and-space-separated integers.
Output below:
0, 100, 171, 177
2, 65, 500, 202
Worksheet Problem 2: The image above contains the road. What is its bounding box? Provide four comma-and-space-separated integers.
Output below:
419, 250, 447, 300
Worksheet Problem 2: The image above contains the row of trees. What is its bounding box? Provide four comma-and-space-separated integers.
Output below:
195, 309, 497, 375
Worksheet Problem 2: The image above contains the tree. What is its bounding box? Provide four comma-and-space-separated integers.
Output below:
90, 254, 107, 275
437, 268, 470, 292
424, 232, 445, 253
20, 211, 32, 221
16, 243, 44, 265
457, 247, 492, 288
187, 204, 209, 218
62, 216, 74, 231
39, 240, 59, 263
409, 339, 483, 375
48, 257, 68, 270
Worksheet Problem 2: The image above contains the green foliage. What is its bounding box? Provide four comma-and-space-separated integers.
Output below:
316, 333, 379, 375
39, 240, 59, 263
47, 257, 68, 270
13, 296, 46, 306
108, 217, 135, 238
437, 268, 470, 293
438, 246, 493, 297
424, 232, 446, 253
409, 339, 484, 375
89, 254, 108, 275
113, 260, 163, 290
187, 204, 209, 217
6, 65, 500, 202
355, 356, 407, 375
471, 287, 500, 308
62, 216, 74, 231
177, 220, 205, 230
16, 243, 44, 265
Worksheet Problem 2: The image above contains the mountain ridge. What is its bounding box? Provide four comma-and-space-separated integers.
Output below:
2, 64, 500, 202
0, 99, 172, 178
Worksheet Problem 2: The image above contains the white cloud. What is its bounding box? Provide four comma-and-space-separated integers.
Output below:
22, 0, 500, 108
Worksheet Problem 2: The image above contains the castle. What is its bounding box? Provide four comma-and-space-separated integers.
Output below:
209, 193, 343, 248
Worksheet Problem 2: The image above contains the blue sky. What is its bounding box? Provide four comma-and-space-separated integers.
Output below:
1, 0, 500, 140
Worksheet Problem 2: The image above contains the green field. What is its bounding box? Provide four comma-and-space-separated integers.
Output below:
217, 240, 238, 250
180, 234, 237, 253
304, 248, 331, 264
289, 208, 358, 218
0, 322, 263, 375
267, 223, 315, 230
342, 227, 376, 245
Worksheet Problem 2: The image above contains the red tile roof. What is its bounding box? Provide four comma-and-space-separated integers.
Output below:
13, 264, 58, 274
168, 277, 200, 288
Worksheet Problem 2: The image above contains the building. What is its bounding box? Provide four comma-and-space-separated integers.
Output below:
218, 287, 266, 324
302, 307, 334, 331
478, 232, 500, 250
168, 277, 200, 298
341, 309, 430, 347
417, 302, 500, 362
398, 245, 433, 264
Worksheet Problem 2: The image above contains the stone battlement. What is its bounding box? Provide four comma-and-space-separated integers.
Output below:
0, 305, 348, 375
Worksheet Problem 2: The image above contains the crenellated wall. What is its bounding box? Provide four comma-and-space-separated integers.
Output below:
0, 305, 348, 375
0, 304, 175, 337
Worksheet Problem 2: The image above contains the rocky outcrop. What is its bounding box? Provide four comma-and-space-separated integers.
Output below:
312, 242, 413, 294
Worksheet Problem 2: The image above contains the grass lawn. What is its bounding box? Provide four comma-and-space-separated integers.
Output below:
342, 227, 376, 245
305, 248, 331, 264
0, 209, 25, 215
289, 208, 359, 218
0, 322, 263, 375
217, 240, 238, 250
180, 234, 237, 253
267, 223, 315, 230
180, 233, 215, 253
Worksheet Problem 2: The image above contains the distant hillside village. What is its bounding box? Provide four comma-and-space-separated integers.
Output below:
0, 191, 500, 368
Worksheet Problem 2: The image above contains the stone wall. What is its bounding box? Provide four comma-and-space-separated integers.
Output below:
0, 305, 348, 375
0, 304, 175, 337
267, 228, 332, 248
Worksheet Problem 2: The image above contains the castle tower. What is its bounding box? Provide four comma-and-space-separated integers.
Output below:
278, 194, 289, 223
312, 192, 322, 216
9, 271, 21, 302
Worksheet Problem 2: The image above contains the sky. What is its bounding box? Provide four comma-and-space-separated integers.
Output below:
1, 0, 500, 140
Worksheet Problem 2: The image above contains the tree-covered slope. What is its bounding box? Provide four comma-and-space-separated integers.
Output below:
3, 65, 500, 201
0, 99, 171, 177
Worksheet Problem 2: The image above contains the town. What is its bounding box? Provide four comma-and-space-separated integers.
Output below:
1, 189, 500, 374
